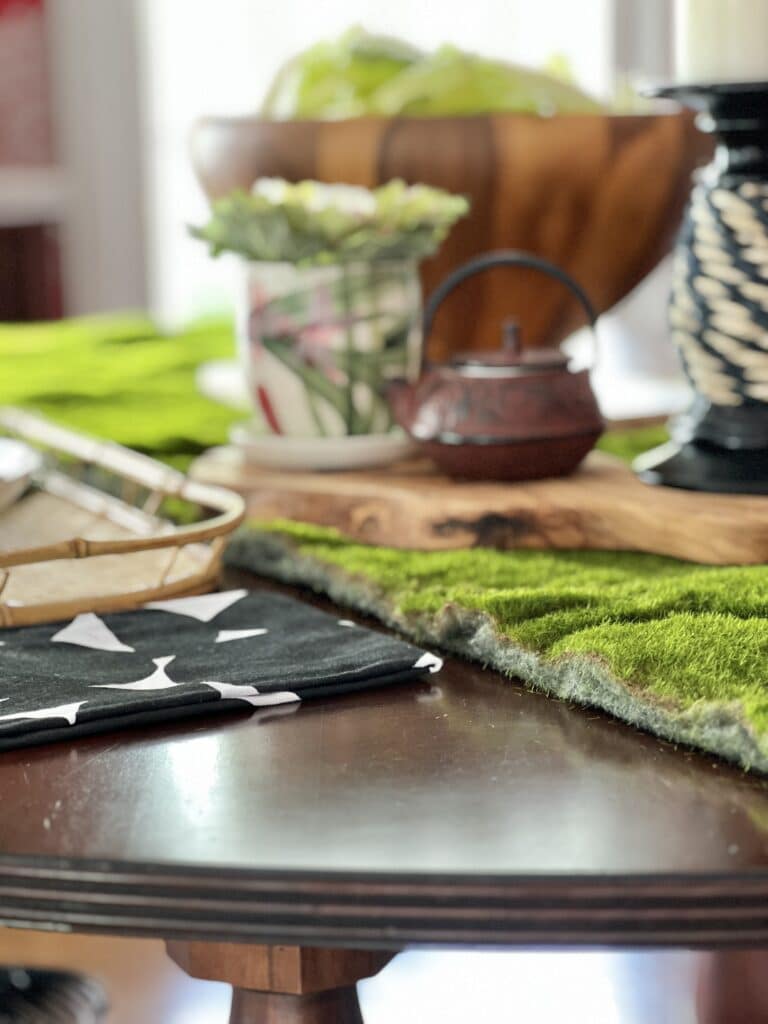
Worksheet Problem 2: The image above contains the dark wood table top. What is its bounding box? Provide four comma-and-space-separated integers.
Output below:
1, 573, 768, 949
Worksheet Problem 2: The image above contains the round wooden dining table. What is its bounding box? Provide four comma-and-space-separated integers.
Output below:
0, 574, 767, 1023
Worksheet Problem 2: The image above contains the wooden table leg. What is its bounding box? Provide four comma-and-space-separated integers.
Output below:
696, 950, 768, 1024
228, 985, 363, 1023
166, 941, 393, 1024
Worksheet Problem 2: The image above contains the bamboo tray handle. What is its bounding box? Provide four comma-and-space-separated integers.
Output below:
0, 408, 245, 570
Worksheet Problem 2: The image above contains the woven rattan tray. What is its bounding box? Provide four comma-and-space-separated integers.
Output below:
0, 409, 245, 627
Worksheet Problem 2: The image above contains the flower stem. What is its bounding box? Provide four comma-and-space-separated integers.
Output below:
339, 263, 357, 434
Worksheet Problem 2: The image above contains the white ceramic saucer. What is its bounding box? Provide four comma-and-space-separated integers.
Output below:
229, 422, 415, 471
0, 438, 42, 511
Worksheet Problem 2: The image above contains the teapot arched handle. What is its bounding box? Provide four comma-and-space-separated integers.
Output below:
422, 249, 598, 370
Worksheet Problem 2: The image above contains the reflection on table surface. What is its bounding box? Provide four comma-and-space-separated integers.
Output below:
1, 644, 767, 875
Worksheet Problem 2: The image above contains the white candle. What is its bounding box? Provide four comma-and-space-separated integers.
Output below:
675, 0, 768, 83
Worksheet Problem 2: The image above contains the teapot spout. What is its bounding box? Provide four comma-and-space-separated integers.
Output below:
385, 377, 415, 433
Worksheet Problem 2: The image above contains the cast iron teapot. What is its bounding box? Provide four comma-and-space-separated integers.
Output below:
388, 250, 604, 481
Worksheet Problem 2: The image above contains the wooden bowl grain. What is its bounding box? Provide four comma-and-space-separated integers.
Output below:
190, 112, 710, 358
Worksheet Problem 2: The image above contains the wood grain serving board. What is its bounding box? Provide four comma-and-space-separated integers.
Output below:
191, 446, 768, 565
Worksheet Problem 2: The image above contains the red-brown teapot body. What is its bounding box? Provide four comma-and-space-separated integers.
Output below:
388, 251, 604, 481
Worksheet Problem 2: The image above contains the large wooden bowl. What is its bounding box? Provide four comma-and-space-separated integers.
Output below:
190, 113, 710, 357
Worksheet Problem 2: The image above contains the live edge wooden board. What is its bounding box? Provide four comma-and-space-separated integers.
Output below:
191, 447, 768, 566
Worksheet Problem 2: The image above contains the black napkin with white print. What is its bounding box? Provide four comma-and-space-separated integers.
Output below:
0, 589, 442, 750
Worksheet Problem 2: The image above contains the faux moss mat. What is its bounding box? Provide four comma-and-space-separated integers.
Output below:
6, 315, 768, 772
226, 524, 768, 774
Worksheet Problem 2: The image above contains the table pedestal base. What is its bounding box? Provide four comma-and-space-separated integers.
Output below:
166, 941, 392, 1024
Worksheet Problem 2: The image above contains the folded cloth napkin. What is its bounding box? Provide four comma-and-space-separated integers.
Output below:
0, 589, 443, 750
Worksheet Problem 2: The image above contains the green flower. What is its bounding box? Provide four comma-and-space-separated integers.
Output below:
191, 178, 469, 266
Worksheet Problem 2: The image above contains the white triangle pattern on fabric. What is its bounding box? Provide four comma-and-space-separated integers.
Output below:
92, 656, 179, 691
0, 701, 85, 726
215, 628, 268, 643
0, 593, 438, 732
414, 651, 443, 674
51, 613, 135, 653
202, 681, 300, 707
145, 589, 248, 622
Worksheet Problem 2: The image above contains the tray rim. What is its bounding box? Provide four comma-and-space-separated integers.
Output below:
0, 408, 245, 627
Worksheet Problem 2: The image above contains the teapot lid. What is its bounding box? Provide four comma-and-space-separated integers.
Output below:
449, 319, 569, 373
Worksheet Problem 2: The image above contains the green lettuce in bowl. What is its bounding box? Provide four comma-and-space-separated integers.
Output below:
370, 44, 604, 116
261, 27, 423, 120
261, 26, 603, 120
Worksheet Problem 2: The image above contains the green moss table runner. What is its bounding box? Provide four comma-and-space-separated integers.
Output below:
225, 523, 768, 773
4, 314, 768, 772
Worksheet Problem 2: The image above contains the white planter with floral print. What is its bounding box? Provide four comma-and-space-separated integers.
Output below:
238, 259, 421, 438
